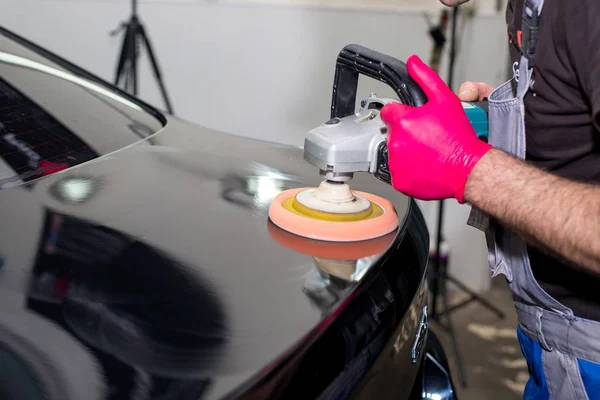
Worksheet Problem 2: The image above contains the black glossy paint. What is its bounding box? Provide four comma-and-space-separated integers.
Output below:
0, 27, 434, 400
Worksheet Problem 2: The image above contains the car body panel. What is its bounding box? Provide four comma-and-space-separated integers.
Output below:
0, 26, 453, 400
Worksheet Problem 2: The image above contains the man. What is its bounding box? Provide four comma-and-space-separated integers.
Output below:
380, 0, 600, 398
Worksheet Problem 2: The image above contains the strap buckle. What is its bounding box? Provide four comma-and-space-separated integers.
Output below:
521, 0, 540, 68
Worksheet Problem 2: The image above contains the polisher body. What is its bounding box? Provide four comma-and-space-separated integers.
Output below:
303, 94, 393, 184
304, 94, 489, 186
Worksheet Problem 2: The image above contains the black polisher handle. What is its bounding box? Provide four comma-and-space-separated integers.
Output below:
330, 44, 428, 120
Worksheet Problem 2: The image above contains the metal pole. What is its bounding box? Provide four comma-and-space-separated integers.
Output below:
433, 5, 459, 317
448, 6, 458, 91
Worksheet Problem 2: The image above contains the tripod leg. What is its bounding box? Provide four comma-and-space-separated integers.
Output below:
440, 266, 468, 388
114, 20, 138, 94
429, 256, 441, 319
129, 19, 139, 96
114, 25, 130, 87
446, 275, 506, 319
430, 200, 445, 319
138, 24, 174, 114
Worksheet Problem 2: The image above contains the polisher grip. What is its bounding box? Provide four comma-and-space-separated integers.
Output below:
331, 44, 428, 120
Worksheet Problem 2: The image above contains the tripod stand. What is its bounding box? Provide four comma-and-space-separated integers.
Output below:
426, 5, 506, 389
111, 0, 174, 114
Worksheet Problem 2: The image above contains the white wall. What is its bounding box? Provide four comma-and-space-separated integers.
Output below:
1, 0, 509, 293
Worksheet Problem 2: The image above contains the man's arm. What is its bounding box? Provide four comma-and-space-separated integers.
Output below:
458, 80, 600, 274
380, 55, 600, 277
465, 148, 600, 274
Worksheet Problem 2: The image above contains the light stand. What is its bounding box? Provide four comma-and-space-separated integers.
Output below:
427, 5, 506, 389
111, 0, 174, 114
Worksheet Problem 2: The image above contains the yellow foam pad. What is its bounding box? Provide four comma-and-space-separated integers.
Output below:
281, 195, 384, 222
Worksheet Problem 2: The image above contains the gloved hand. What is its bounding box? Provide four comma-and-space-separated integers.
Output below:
380, 55, 492, 203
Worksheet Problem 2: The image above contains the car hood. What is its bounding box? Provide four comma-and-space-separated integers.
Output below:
0, 116, 412, 399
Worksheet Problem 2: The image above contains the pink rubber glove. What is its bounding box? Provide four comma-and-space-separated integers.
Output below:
380, 55, 492, 203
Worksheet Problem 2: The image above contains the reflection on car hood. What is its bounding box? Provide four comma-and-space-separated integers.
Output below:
0, 116, 412, 400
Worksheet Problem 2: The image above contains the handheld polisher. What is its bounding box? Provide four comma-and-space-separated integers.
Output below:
304, 44, 489, 187
268, 44, 488, 242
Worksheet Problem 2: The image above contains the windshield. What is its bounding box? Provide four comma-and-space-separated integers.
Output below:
0, 28, 165, 189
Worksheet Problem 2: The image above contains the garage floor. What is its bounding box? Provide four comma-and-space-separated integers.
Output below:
433, 277, 527, 400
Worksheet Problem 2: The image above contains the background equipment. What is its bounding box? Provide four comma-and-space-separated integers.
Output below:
111, 0, 174, 114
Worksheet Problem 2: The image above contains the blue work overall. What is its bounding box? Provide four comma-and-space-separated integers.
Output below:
467, 0, 600, 398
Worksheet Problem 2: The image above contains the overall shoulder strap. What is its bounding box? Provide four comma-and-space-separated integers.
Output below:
521, 0, 545, 68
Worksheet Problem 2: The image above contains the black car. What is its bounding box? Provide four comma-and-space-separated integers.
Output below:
0, 26, 457, 400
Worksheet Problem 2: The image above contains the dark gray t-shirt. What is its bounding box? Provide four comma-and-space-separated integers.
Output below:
506, 0, 600, 320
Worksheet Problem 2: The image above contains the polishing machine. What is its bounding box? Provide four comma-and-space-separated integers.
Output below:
303, 44, 489, 186
267, 44, 488, 242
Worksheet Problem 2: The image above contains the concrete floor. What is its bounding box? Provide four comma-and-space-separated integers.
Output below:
433, 277, 527, 400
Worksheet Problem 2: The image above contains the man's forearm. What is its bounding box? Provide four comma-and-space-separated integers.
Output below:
464, 148, 600, 275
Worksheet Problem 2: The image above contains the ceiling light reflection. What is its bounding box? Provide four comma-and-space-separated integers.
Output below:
49, 176, 97, 204
246, 176, 284, 203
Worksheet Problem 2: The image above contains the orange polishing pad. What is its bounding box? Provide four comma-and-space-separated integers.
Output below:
267, 220, 396, 260
268, 187, 399, 242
